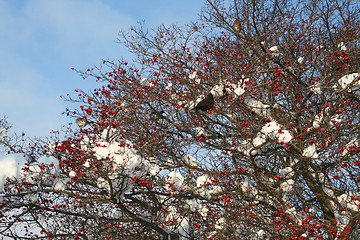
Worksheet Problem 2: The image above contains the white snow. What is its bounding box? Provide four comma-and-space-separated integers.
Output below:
329, 114, 342, 127
337, 73, 360, 97
197, 205, 209, 218
165, 205, 180, 222
261, 121, 292, 143
209, 79, 246, 99
69, 171, 77, 178
53, 178, 67, 191
338, 42, 347, 51
97, 177, 111, 192
315, 45, 324, 50
72, 129, 160, 200
342, 138, 359, 156
0, 128, 6, 140
318, 173, 325, 184
45, 141, 57, 155
210, 84, 225, 98
167, 171, 184, 191
279, 167, 293, 178
313, 114, 323, 129
185, 199, 209, 220
309, 85, 321, 95
91, 137, 146, 179
244, 97, 271, 118
0, 154, 62, 192
214, 217, 226, 230
165, 82, 173, 90
194, 127, 205, 137
238, 121, 292, 156
252, 133, 267, 147
210, 185, 222, 195
196, 175, 212, 187
241, 179, 258, 198
93, 142, 111, 160
147, 160, 160, 176
100, 127, 117, 141
238, 139, 257, 156
313, 107, 343, 129
224, 82, 246, 98
280, 179, 295, 192
37, 155, 59, 174
303, 144, 318, 158
232, 84, 246, 96
83, 159, 92, 168
322, 187, 335, 198
183, 155, 198, 167
80, 135, 91, 151
0, 154, 28, 192
337, 192, 360, 212
257, 230, 267, 239
297, 56, 305, 64
140, 78, 155, 87
188, 72, 197, 79
194, 175, 215, 198
269, 46, 280, 57
189, 71, 201, 84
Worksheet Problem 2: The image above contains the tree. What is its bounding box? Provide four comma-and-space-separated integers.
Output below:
1, 0, 359, 239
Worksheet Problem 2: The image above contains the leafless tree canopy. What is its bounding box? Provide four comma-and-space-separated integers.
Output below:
1, 0, 359, 239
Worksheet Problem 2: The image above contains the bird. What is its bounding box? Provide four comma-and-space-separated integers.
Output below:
193, 93, 214, 111
232, 19, 240, 32
75, 118, 89, 127
150, 110, 165, 121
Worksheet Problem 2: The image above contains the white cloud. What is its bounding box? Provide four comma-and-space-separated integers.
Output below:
0, 0, 134, 137
0, 52, 67, 137
0, 0, 203, 138
20, 0, 135, 63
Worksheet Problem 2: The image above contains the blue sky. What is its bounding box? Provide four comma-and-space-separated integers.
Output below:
0, 0, 204, 138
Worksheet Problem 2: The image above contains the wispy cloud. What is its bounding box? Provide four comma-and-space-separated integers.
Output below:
0, 0, 135, 137
0, 0, 202, 138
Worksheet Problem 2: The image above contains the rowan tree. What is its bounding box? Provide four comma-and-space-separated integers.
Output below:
1, 0, 359, 239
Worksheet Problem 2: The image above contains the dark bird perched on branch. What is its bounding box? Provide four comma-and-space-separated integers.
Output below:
193, 93, 214, 111
150, 110, 165, 121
